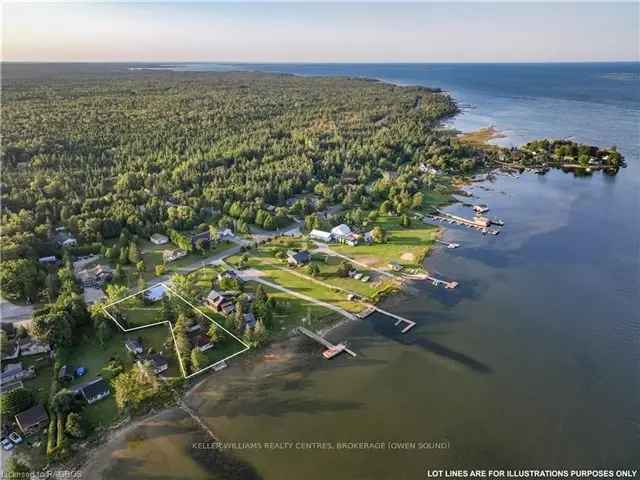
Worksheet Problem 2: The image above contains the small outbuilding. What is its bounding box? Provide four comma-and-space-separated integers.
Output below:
150, 233, 169, 245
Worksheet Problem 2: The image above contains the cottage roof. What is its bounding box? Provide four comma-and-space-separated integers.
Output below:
15, 403, 48, 431
81, 378, 110, 400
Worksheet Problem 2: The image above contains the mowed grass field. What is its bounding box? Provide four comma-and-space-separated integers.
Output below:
228, 247, 364, 313
333, 215, 439, 269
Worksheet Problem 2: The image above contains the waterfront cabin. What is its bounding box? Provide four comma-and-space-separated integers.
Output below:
80, 378, 111, 404
15, 403, 48, 435
287, 250, 311, 267
124, 338, 144, 355
141, 353, 169, 375
194, 335, 214, 352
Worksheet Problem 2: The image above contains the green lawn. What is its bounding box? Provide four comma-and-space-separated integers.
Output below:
20, 354, 54, 405
311, 253, 392, 299
242, 282, 342, 335
228, 250, 364, 313
333, 215, 438, 269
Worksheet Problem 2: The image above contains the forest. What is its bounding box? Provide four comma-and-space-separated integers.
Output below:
0, 63, 490, 301
2, 64, 620, 303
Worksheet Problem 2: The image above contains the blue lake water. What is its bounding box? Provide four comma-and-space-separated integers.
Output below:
94, 63, 640, 479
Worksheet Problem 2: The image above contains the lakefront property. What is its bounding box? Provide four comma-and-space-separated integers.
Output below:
0, 54, 632, 478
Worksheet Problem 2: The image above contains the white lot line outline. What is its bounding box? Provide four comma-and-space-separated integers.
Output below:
101, 282, 250, 379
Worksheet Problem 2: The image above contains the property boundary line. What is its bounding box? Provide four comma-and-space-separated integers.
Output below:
102, 282, 250, 379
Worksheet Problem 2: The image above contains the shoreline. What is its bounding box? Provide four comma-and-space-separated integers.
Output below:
56, 72, 462, 477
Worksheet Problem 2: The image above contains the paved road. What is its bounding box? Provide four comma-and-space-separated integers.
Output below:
0, 297, 34, 324
147, 224, 302, 287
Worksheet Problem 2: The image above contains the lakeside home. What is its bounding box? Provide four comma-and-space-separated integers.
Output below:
15, 403, 48, 435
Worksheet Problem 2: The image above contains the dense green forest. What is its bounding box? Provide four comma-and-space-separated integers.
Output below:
0, 64, 622, 303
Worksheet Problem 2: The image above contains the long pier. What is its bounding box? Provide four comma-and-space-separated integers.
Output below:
371, 307, 416, 334
297, 327, 357, 358
426, 211, 500, 235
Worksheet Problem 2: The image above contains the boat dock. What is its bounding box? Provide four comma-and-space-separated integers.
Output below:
372, 307, 416, 334
425, 274, 458, 289
427, 210, 501, 235
297, 326, 357, 358
357, 306, 376, 318
435, 239, 460, 249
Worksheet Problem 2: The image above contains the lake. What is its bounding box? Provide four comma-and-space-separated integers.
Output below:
90, 63, 640, 479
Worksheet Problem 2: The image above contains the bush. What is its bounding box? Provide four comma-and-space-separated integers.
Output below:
0, 387, 34, 417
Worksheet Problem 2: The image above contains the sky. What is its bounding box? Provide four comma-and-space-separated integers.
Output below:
2, 2, 638, 63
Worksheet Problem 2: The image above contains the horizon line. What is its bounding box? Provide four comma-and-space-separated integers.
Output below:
3, 60, 639, 64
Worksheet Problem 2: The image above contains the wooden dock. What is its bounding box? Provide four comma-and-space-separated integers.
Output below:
297, 327, 356, 358
357, 307, 376, 319
426, 210, 500, 235
435, 239, 460, 249
373, 307, 416, 334
425, 274, 458, 289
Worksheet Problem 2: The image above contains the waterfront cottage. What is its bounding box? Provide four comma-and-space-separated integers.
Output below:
287, 250, 311, 266
15, 403, 48, 435
124, 338, 144, 355
80, 378, 111, 404
141, 353, 168, 374
195, 335, 214, 352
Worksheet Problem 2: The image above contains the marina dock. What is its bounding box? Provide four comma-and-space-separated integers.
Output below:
297, 326, 357, 358
426, 210, 501, 235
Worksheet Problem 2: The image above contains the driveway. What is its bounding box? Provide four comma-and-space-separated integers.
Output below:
0, 297, 34, 324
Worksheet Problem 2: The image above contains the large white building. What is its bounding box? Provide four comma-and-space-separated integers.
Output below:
309, 229, 332, 243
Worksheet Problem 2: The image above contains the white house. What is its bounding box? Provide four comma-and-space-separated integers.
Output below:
219, 228, 233, 238
309, 229, 332, 243
331, 224, 358, 246
150, 233, 169, 245
331, 224, 352, 238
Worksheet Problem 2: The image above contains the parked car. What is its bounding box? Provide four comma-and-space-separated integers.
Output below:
1, 438, 14, 450
9, 432, 23, 444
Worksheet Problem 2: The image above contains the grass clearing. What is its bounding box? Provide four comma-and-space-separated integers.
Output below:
333, 215, 439, 269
